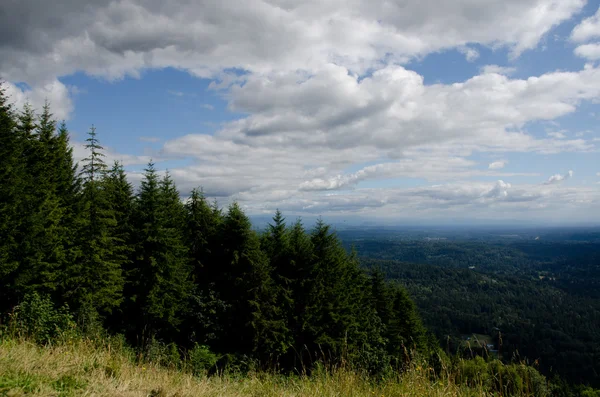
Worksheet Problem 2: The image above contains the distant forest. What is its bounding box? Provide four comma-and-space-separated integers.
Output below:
342, 236, 600, 387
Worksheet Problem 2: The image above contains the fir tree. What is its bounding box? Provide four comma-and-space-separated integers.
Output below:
386, 283, 428, 363
12, 103, 66, 299
181, 188, 225, 346
65, 126, 124, 318
129, 164, 192, 341
0, 83, 21, 310
216, 203, 288, 359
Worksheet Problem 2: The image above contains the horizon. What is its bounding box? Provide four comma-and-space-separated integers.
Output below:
2, 0, 600, 224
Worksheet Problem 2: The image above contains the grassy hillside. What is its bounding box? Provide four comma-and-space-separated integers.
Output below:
0, 337, 532, 397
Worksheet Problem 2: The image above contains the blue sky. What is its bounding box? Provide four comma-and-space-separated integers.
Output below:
2, 0, 600, 225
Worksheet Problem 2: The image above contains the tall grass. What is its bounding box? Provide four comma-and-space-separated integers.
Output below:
0, 334, 549, 397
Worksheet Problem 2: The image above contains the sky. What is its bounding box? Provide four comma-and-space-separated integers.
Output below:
2, 0, 600, 226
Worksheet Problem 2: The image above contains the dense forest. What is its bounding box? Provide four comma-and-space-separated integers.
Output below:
0, 83, 431, 373
1, 83, 599, 396
340, 235, 600, 388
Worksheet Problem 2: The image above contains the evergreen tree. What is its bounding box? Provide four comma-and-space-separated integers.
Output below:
261, 210, 294, 356
386, 283, 428, 363
102, 161, 135, 331
64, 126, 124, 318
216, 203, 288, 359
185, 188, 221, 283
0, 83, 21, 311
181, 188, 225, 346
11, 103, 67, 300
298, 220, 381, 365
129, 164, 192, 341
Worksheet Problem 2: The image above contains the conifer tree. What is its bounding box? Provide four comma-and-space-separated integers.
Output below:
11, 104, 67, 299
261, 210, 294, 355
129, 164, 192, 341
180, 189, 226, 346
102, 161, 135, 330
0, 83, 21, 310
216, 203, 288, 359
65, 126, 124, 318
299, 220, 381, 364
386, 283, 428, 362
185, 188, 221, 283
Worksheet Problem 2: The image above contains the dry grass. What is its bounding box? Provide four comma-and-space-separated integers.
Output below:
0, 337, 497, 397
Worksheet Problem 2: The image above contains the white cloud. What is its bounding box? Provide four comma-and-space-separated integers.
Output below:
571, 7, 600, 42
574, 43, 600, 60
3, 80, 73, 120
489, 161, 506, 169
458, 46, 480, 62
480, 65, 517, 75
0, 0, 585, 85
546, 170, 574, 184
223, 64, 600, 153
3, 0, 599, 222
200, 104, 215, 110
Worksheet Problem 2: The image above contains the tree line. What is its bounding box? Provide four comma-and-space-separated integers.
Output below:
0, 84, 431, 373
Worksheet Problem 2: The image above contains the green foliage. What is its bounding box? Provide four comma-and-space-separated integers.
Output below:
63, 126, 124, 318
143, 337, 182, 369
456, 357, 549, 397
10, 293, 75, 344
187, 343, 218, 375
127, 164, 192, 340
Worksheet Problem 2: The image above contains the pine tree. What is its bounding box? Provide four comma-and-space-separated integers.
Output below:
102, 161, 135, 331
386, 283, 428, 364
0, 83, 21, 311
261, 210, 294, 357
64, 126, 124, 318
11, 103, 67, 299
129, 164, 192, 341
180, 188, 225, 346
185, 188, 221, 283
299, 220, 381, 365
216, 203, 287, 359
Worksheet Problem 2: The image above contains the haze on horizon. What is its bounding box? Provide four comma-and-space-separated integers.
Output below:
2, 0, 600, 225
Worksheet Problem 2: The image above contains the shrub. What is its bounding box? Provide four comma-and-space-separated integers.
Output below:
187, 343, 218, 375
9, 293, 75, 344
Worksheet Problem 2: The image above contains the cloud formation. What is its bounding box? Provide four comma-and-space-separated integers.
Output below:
2, 0, 599, 222
489, 161, 507, 170
546, 170, 574, 185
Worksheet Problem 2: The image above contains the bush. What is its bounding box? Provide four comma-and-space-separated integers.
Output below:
187, 343, 218, 375
9, 293, 75, 344
143, 338, 182, 369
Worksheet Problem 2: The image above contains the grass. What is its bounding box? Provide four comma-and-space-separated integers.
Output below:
0, 337, 535, 397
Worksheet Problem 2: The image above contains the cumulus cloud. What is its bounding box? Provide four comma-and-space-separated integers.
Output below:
3, 0, 599, 221
546, 170, 574, 184
488, 161, 506, 169
223, 64, 600, 153
574, 43, 600, 60
3, 80, 73, 120
571, 7, 600, 42
0, 0, 585, 85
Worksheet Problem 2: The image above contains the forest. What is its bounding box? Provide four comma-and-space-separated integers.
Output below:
0, 82, 598, 396
341, 233, 600, 389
